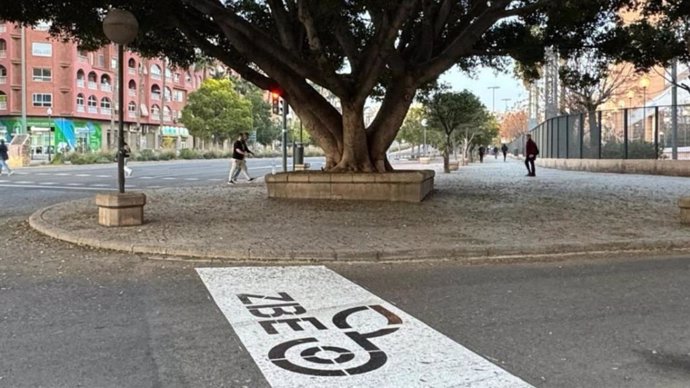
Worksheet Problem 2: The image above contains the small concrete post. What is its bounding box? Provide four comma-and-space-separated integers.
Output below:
678, 196, 690, 225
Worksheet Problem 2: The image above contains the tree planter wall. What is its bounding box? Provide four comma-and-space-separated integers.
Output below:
95, 192, 146, 226
265, 170, 435, 202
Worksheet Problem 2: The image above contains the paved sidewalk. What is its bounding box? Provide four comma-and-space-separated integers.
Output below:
29, 157, 690, 262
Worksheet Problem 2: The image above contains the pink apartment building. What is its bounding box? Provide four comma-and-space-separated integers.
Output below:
0, 21, 205, 153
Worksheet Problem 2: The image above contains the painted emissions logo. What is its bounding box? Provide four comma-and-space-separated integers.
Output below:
237, 292, 403, 377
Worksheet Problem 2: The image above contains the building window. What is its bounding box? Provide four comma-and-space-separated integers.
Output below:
128, 101, 137, 117
97, 54, 105, 67
151, 104, 160, 117
151, 84, 161, 101
173, 89, 185, 102
32, 93, 52, 107
0, 65, 6, 85
128, 58, 137, 75
31, 42, 52, 57
164, 87, 172, 102
32, 68, 52, 82
87, 71, 97, 89
76, 94, 85, 112
87, 95, 97, 113
150, 64, 162, 80
76, 69, 85, 87
0, 92, 7, 110
128, 80, 137, 96
100, 74, 112, 92
111, 57, 117, 70
0, 23, 6, 33
100, 97, 111, 114
0, 39, 6, 58
35, 21, 51, 31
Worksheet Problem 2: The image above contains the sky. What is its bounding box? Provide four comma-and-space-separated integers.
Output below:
439, 66, 526, 114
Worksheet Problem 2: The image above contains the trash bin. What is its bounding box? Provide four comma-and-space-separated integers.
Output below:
293, 142, 304, 166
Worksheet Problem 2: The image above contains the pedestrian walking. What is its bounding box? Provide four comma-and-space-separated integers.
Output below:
228, 132, 255, 184
0, 139, 13, 176
525, 134, 539, 177
122, 142, 133, 177
501, 143, 508, 161
493, 146, 499, 159
478, 146, 485, 163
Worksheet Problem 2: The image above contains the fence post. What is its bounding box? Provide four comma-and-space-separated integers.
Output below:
579, 113, 584, 159
623, 108, 628, 159
598, 111, 603, 159
556, 117, 560, 158
565, 115, 570, 159
654, 106, 659, 159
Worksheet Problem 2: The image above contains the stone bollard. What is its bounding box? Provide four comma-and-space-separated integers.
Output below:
679, 196, 690, 225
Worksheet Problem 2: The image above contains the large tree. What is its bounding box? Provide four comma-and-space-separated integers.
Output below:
180, 78, 253, 147
421, 89, 489, 173
2, 0, 659, 171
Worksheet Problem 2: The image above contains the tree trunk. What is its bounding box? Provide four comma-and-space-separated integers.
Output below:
332, 103, 374, 172
443, 134, 451, 173
588, 110, 599, 149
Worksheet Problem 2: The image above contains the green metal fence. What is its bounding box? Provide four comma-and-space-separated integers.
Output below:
509, 104, 690, 159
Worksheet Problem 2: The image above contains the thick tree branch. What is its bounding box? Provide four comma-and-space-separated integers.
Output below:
267, 0, 298, 52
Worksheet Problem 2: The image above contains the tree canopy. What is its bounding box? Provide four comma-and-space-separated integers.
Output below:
180, 78, 252, 146
1, 0, 680, 171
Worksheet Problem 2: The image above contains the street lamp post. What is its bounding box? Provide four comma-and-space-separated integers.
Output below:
488, 86, 500, 113
639, 75, 650, 141
46, 107, 52, 162
103, 9, 138, 194
421, 118, 428, 156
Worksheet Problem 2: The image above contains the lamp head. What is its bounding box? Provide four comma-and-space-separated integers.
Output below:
638, 75, 650, 89
103, 9, 139, 45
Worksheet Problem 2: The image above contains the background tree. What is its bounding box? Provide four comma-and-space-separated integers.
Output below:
396, 106, 427, 157
233, 77, 282, 147
559, 51, 633, 141
180, 78, 252, 148
0, 1, 649, 172
500, 110, 529, 141
421, 89, 490, 172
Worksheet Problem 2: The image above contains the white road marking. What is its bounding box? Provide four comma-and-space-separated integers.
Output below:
138, 176, 155, 179
208, 178, 223, 181
39, 182, 58, 185
55, 173, 70, 176
15, 181, 35, 184
162, 177, 177, 180
184, 178, 199, 181
66, 183, 83, 186
91, 184, 111, 187
0, 183, 112, 191
96, 175, 111, 178
75, 174, 91, 177
197, 266, 533, 388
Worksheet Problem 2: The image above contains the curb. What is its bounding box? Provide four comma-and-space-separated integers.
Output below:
28, 203, 690, 264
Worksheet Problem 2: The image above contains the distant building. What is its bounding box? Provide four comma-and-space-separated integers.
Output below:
0, 21, 207, 153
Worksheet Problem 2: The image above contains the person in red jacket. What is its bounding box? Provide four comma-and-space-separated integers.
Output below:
525, 133, 539, 177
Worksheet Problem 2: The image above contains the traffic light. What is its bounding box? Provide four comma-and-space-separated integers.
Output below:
271, 92, 280, 115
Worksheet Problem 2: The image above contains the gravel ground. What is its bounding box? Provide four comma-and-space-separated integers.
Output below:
29, 157, 690, 261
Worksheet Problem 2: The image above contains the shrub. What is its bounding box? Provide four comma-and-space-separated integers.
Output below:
158, 150, 177, 160
135, 149, 158, 161
202, 150, 224, 159
178, 148, 201, 159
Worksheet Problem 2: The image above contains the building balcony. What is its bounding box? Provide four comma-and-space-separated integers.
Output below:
87, 82, 97, 90
100, 84, 112, 92
128, 68, 136, 75
163, 115, 172, 122
76, 105, 85, 113
76, 79, 85, 88
0, 51, 6, 59
0, 102, 6, 110
0, 25, 6, 33
128, 111, 136, 118
151, 94, 161, 101
151, 74, 161, 80
87, 107, 98, 114
101, 108, 112, 115
0, 76, 6, 85
128, 89, 136, 97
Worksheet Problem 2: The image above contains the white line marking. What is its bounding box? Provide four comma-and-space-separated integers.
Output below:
162, 177, 177, 180
66, 183, 83, 186
55, 173, 70, 176
15, 181, 35, 184
91, 184, 110, 187
96, 175, 111, 178
197, 266, 532, 388
0, 184, 113, 191
138, 176, 155, 180
184, 178, 199, 181
75, 174, 91, 177
39, 182, 58, 185
208, 178, 223, 181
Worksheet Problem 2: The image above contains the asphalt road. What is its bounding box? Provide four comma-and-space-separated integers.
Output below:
0, 157, 324, 217
1, 160, 689, 387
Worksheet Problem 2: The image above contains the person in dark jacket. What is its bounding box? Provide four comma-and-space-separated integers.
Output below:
228, 132, 255, 184
0, 139, 13, 176
478, 146, 485, 163
525, 134, 539, 177
501, 143, 508, 161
